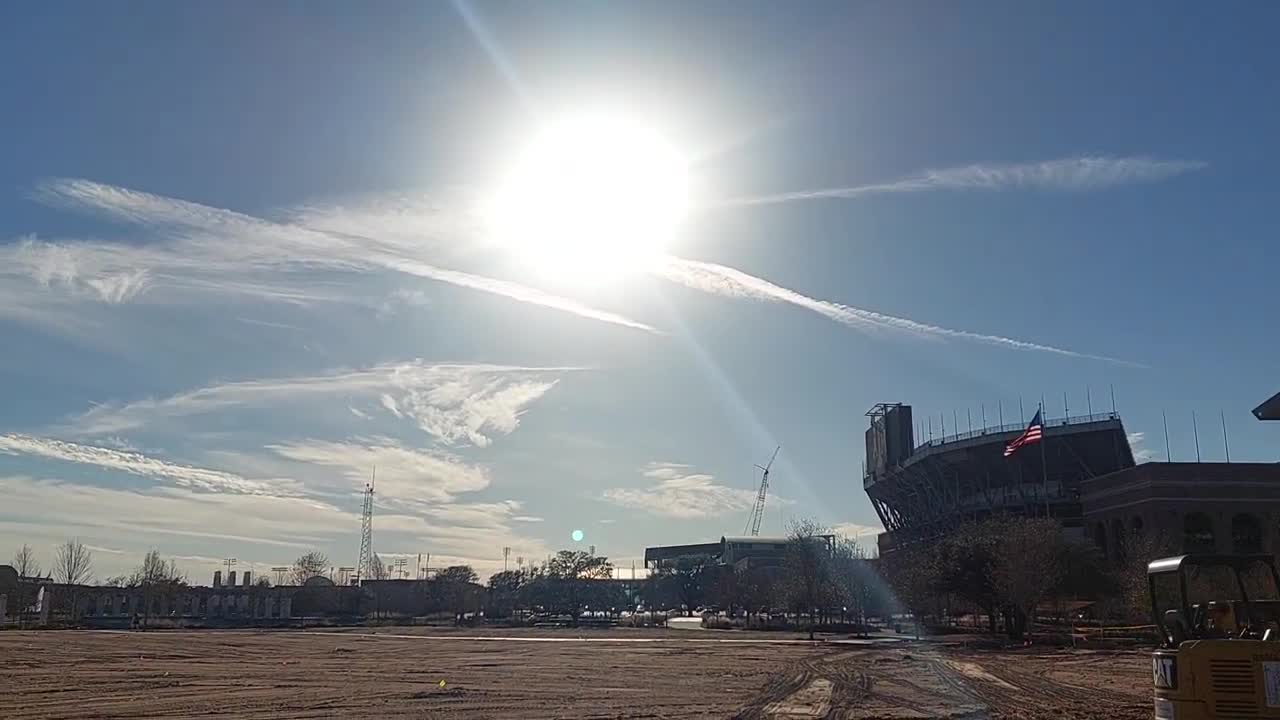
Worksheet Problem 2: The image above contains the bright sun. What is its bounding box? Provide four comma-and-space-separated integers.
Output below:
488, 111, 689, 284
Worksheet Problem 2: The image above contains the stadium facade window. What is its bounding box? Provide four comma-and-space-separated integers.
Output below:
1183, 512, 1216, 554
1231, 513, 1263, 554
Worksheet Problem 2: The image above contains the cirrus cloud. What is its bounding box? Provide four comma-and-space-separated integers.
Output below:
601, 461, 781, 519
0, 433, 286, 495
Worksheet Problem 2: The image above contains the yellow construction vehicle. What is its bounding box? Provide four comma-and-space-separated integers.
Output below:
1150, 554, 1280, 718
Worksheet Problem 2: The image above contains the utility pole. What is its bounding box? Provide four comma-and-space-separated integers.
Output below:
503, 546, 511, 572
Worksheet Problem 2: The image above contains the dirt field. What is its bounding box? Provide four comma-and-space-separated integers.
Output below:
1, 627, 1152, 719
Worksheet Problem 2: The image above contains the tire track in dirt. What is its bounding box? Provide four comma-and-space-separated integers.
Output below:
939, 651, 1149, 720
736, 647, 988, 719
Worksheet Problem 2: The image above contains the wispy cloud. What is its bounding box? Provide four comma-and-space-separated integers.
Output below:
1128, 431, 1157, 462
236, 317, 303, 331
0, 474, 351, 554
657, 256, 1141, 366
601, 462, 770, 519
0, 434, 285, 494
16, 178, 657, 333
265, 437, 490, 504
832, 521, 883, 554
62, 360, 570, 445
729, 156, 1206, 206
832, 521, 882, 539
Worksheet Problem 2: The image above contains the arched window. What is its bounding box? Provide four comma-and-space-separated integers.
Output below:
1232, 513, 1263, 554
1093, 522, 1108, 556
1184, 513, 1216, 554
1111, 518, 1127, 560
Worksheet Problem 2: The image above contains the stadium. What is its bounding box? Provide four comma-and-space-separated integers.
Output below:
862, 402, 1135, 553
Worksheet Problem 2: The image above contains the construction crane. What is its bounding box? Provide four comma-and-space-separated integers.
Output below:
744, 446, 780, 536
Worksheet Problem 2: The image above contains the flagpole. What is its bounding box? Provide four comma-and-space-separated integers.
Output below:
1221, 410, 1231, 463
1039, 402, 1049, 518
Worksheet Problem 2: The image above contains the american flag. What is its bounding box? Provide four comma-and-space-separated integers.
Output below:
1004, 408, 1043, 457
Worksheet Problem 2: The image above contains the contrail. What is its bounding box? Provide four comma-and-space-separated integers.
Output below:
657, 256, 1143, 366
727, 156, 1205, 207
34, 178, 657, 333
382, 258, 659, 333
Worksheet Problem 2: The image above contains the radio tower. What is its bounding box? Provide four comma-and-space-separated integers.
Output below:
356, 467, 375, 585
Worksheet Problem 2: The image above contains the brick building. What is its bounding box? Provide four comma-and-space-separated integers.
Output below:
1079, 462, 1280, 561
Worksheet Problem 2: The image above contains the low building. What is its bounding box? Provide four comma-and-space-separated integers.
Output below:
1080, 462, 1280, 560
720, 536, 790, 571
643, 540, 724, 571
644, 535, 827, 574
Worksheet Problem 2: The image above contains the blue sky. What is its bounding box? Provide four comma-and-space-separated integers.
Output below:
2, 2, 1277, 581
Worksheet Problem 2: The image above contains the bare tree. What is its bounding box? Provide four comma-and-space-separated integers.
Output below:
52, 539, 93, 622
12, 544, 41, 579
11, 544, 43, 626
126, 550, 188, 626
53, 539, 93, 585
291, 551, 329, 585
782, 518, 836, 640
369, 553, 389, 581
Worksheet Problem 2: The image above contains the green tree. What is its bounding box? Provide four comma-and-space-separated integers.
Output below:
654, 556, 707, 616
1113, 528, 1175, 622
935, 521, 1002, 632
431, 565, 479, 621
829, 538, 877, 633
991, 517, 1065, 640
486, 570, 524, 618
435, 565, 479, 585
883, 543, 938, 638
545, 550, 612, 622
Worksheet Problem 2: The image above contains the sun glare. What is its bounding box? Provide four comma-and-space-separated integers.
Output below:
489, 111, 689, 284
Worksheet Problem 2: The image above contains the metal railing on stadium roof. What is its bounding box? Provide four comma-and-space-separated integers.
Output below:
911, 411, 1120, 452
861, 411, 1123, 488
